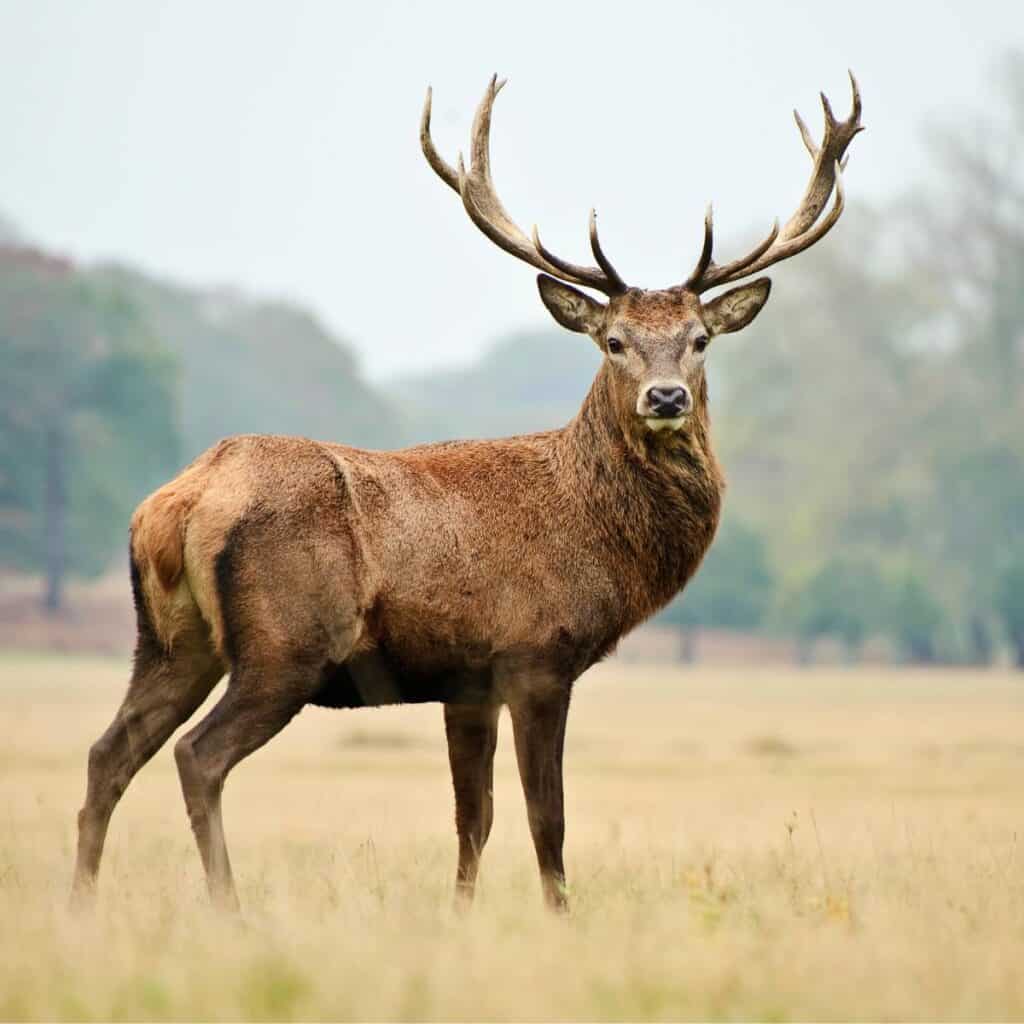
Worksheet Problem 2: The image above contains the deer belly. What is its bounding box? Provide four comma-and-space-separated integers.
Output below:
310, 647, 496, 708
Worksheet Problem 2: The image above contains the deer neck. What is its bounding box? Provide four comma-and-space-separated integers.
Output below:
555, 363, 724, 616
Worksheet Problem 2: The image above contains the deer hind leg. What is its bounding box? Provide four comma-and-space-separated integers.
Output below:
508, 682, 572, 912
173, 658, 312, 912
444, 702, 500, 907
175, 489, 366, 911
71, 625, 223, 908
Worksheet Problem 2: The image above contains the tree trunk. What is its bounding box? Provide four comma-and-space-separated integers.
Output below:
678, 628, 697, 664
43, 423, 67, 614
967, 615, 993, 666
906, 640, 936, 665
1010, 629, 1024, 671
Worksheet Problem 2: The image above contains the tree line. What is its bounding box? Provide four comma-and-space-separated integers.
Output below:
1, 51, 1022, 665
662, 52, 1024, 665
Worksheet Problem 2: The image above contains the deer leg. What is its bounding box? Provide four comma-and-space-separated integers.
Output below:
508, 683, 571, 912
173, 670, 305, 911
444, 702, 500, 907
71, 638, 223, 908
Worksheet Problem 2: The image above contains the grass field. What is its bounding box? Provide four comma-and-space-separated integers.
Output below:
1, 652, 1022, 1021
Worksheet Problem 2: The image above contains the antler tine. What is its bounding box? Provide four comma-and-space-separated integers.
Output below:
684, 73, 863, 294
778, 71, 863, 242
420, 87, 460, 194
683, 204, 714, 289
794, 109, 817, 160
819, 90, 836, 127
467, 74, 505, 195
589, 210, 628, 292
733, 161, 846, 278
848, 69, 862, 122
797, 105, 853, 170
526, 213, 626, 292
714, 218, 781, 277
459, 76, 536, 257
421, 77, 628, 295
683, 205, 780, 290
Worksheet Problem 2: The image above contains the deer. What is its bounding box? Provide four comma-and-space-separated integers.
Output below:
71, 73, 863, 914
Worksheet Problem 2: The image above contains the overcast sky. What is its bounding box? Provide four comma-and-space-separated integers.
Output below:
2, 0, 1021, 378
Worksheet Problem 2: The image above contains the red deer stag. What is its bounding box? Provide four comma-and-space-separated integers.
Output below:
71, 74, 863, 913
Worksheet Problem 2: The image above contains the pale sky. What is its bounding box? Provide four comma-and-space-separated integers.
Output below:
1, 0, 1021, 378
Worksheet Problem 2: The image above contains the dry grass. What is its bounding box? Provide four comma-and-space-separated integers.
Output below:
1, 652, 1023, 1020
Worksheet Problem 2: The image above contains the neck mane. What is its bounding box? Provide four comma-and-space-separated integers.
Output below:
553, 363, 725, 623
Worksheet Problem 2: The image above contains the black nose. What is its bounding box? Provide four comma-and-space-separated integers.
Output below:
646, 385, 690, 418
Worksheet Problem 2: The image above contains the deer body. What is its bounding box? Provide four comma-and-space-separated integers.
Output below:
138, 363, 721, 712
72, 75, 862, 913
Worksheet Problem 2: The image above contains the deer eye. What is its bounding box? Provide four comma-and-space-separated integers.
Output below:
693, 335, 709, 353
607, 337, 624, 355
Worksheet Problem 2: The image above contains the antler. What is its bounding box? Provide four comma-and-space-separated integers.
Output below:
683, 71, 864, 294
421, 76, 628, 296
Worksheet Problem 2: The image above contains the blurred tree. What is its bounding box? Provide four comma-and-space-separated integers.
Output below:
714, 207, 931, 565
1, 247, 404, 610
0, 251, 180, 610
901, 48, 1024, 663
699, 49, 1024, 663
883, 570, 947, 664
994, 559, 1024, 668
786, 557, 886, 660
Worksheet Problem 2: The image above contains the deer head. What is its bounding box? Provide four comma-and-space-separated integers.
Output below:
421, 75, 863, 439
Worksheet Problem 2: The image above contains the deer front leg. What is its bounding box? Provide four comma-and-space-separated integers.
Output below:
444, 702, 500, 907
508, 683, 571, 912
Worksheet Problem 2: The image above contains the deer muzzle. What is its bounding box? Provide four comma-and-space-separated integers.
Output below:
639, 382, 692, 431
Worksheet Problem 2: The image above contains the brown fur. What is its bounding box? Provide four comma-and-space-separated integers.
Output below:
133, 488, 189, 592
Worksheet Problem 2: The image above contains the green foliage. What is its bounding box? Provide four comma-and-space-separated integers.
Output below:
881, 571, 947, 664
786, 558, 884, 655
778, 561, 947, 662
0, 257, 181, 597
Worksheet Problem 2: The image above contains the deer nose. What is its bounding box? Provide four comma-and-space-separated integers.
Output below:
645, 385, 691, 418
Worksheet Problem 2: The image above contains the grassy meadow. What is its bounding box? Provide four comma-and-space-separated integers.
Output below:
1, 651, 1022, 1020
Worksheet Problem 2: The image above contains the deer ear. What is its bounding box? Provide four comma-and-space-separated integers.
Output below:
537, 275, 605, 334
702, 278, 772, 336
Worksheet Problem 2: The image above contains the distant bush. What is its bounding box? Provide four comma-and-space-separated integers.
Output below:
786, 558, 884, 659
